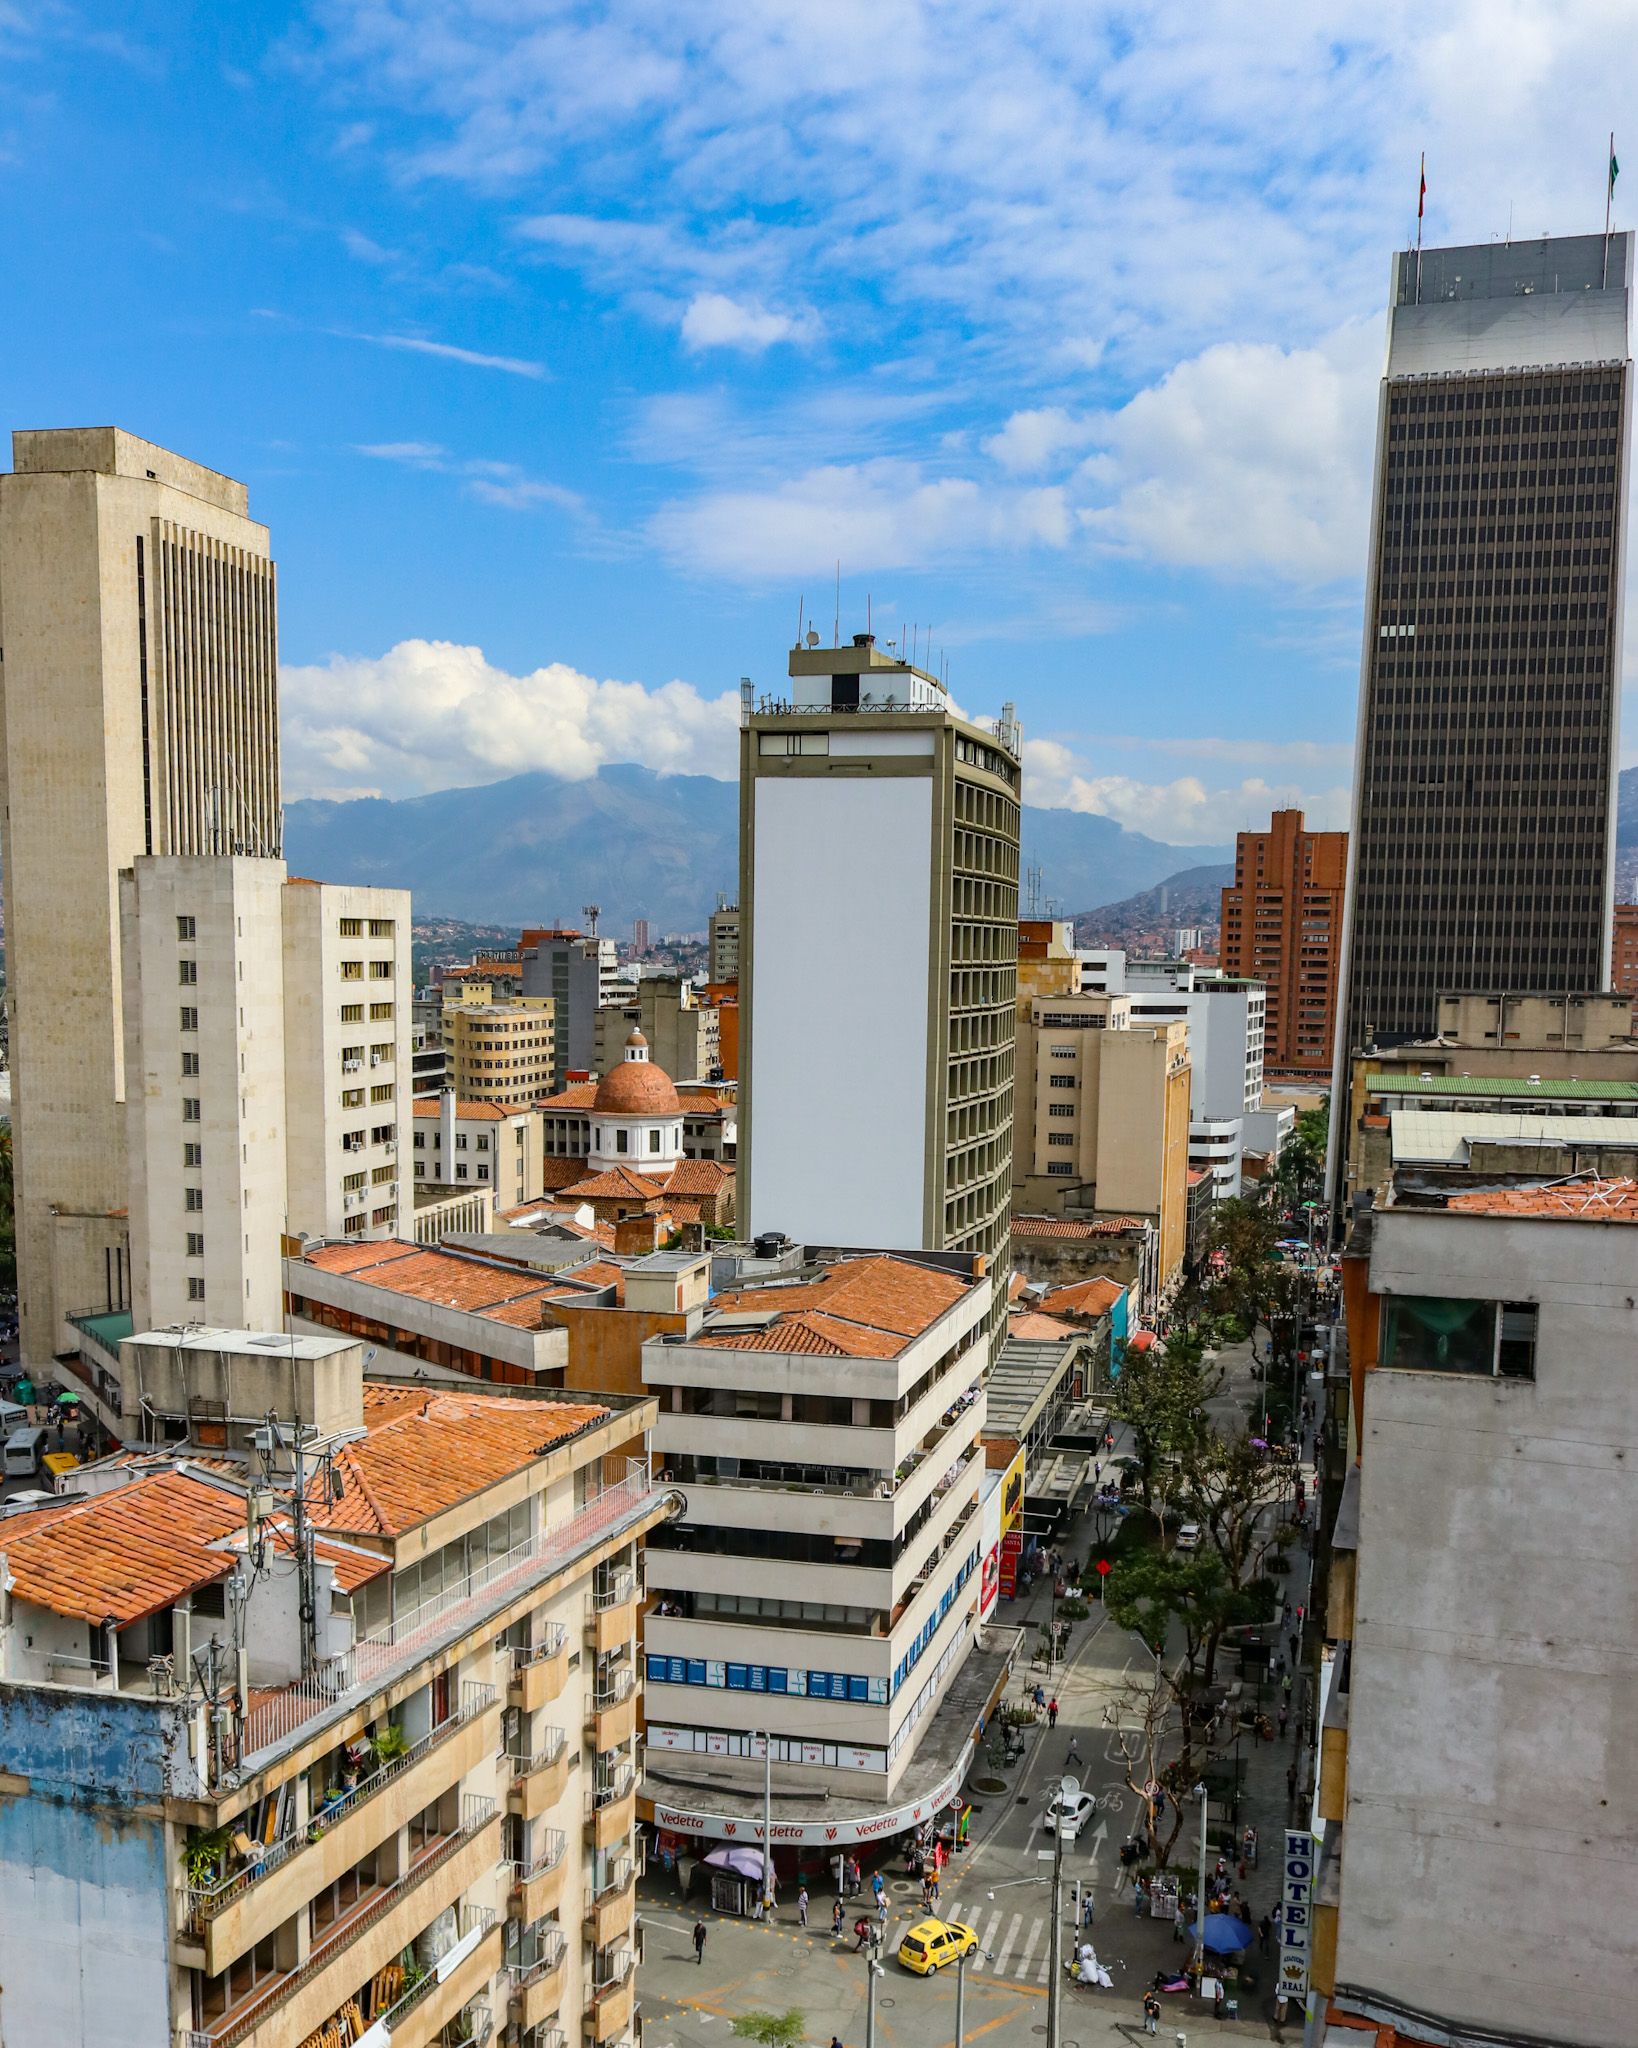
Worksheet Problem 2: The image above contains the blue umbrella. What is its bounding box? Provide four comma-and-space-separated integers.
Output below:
1189, 1913, 1254, 1953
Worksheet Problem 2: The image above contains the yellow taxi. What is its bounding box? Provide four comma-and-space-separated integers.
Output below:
896, 1917, 979, 1976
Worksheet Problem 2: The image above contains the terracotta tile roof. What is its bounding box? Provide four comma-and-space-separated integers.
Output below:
663, 1196, 704, 1223
1007, 1310, 1082, 1342
300, 1239, 565, 1329
315, 1389, 610, 1536
413, 1098, 515, 1121
0, 1470, 247, 1627
1444, 1176, 1638, 1220
703, 1254, 971, 1358
260, 1521, 391, 1591
304, 1239, 425, 1277
538, 1157, 594, 1190
698, 1309, 905, 1358
538, 1082, 599, 1112
664, 1158, 731, 1195
1039, 1277, 1126, 1319
1014, 1214, 1147, 1239
563, 1165, 668, 1202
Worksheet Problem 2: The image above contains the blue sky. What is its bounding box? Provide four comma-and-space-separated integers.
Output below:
5, 1, 1636, 843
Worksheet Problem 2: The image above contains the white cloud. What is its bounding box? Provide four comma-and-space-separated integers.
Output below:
351, 331, 546, 378
1022, 736, 1350, 844
280, 640, 741, 800
983, 408, 1097, 475
650, 457, 1071, 579
679, 291, 814, 352
354, 442, 583, 516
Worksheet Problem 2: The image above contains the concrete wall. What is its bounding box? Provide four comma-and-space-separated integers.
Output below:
0, 1682, 198, 2047
1339, 1209, 1638, 2045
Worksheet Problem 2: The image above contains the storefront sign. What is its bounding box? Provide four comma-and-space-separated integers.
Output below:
651, 1745, 975, 1847
1001, 1450, 1026, 1532
1279, 1828, 1314, 1999
999, 1528, 1023, 1598
979, 1544, 1000, 1619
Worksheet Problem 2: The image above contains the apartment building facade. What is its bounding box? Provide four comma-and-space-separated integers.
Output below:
708, 902, 739, 985
741, 634, 1021, 1274
443, 997, 556, 1111
414, 1093, 547, 1210
1312, 1178, 1637, 2047
0, 1328, 671, 2048
1013, 992, 1192, 1292
520, 931, 620, 1080
593, 976, 722, 1083
1218, 808, 1346, 1072
0, 428, 282, 1362
638, 1251, 1007, 1836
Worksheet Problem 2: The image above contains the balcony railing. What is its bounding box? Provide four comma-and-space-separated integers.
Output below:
372, 1905, 496, 2036
185, 1682, 495, 1929
230, 1468, 664, 1779
591, 1856, 634, 1905
590, 1949, 635, 1998
510, 1926, 568, 1989
513, 1622, 569, 1669
198, 1797, 496, 2046
442, 2000, 494, 2047
593, 1667, 635, 1711
591, 1760, 635, 1810
508, 1727, 567, 1778
592, 1568, 635, 1611
511, 1829, 567, 1888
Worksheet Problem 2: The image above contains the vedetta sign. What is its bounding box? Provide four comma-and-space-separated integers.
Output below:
651, 1748, 973, 1847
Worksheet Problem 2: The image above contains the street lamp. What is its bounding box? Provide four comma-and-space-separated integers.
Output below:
864, 1956, 884, 2048
952, 1941, 993, 2048
1192, 1781, 1209, 1982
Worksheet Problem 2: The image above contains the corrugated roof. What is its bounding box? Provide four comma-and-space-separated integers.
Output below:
1389, 1109, 1638, 1166
1369, 1073, 1638, 1102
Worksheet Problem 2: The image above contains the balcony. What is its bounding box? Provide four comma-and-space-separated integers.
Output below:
186, 1683, 498, 1975
509, 1928, 568, 2034
510, 1623, 569, 1713
586, 1759, 637, 1850
194, 1796, 499, 2048
510, 1830, 568, 1922
358, 1906, 499, 2048
588, 1569, 638, 1655
584, 1858, 636, 1946
588, 1668, 637, 1749
583, 1953, 635, 2044
230, 1468, 667, 1782
507, 1728, 569, 1820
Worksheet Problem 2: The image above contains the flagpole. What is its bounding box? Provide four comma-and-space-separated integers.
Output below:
1604, 132, 1615, 289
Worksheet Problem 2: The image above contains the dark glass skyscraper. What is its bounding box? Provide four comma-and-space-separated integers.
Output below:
1334, 232, 1632, 1072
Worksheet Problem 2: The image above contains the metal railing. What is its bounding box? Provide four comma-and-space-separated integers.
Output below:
592, 1567, 635, 1611
198, 1798, 496, 2045
508, 1727, 567, 1778
591, 1759, 635, 1810
591, 1948, 635, 1997
509, 1926, 568, 1988
592, 1667, 635, 1711
589, 1856, 634, 1907
372, 1905, 496, 2036
186, 1683, 495, 1929
232, 1469, 661, 1775
442, 2001, 494, 2048
511, 1829, 567, 1886
513, 1621, 568, 1669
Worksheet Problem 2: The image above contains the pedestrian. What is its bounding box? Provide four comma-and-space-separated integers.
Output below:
1172, 1900, 1186, 1943
693, 1920, 707, 1966
922, 1881, 934, 1913
833, 1899, 845, 1939
877, 1893, 889, 1927
1258, 1912, 1272, 1954
853, 1917, 871, 1953
1066, 1736, 1082, 1766
1282, 1674, 1293, 1701
1278, 1703, 1289, 1738
1142, 1990, 1162, 2034
930, 1872, 940, 1902
798, 1885, 809, 1928
1048, 1697, 1059, 1728
1287, 1761, 1299, 1805
1132, 1874, 1147, 1917
1289, 1632, 1299, 1664
871, 1871, 885, 1907
1082, 1891, 1096, 1929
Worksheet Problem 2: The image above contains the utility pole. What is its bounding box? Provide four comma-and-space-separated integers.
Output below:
1194, 1782, 1210, 1981
955, 1943, 968, 2048
762, 1729, 774, 1924
865, 1956, 883, 2048
1044, 1791, 1066, 2048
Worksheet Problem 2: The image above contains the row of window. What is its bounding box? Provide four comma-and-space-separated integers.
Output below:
340, 960, 395, 980
645, 1656, 890, 1703
337, 918, 396, 938
341, 1003, 396, 1023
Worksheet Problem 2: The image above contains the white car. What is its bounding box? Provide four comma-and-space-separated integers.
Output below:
1040, 1779, 1098, 1840
1175, 1522, 1202, 1551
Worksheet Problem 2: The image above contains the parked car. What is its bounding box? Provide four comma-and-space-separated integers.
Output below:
1175, 1522, 1202, 1551
1040, 1778, 1098, 1840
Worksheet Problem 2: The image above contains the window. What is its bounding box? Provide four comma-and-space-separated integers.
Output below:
181, 1051, 200, 1077
341, 1003, 364, 1023
1047, 1161, 1074, 1176
1048, 1073, 1077, 1088
183, 1143, 202, 1168
338, 917, 363, 937
370, 1123, 394, 1145
176, 916, 196, 942
179, 959, 198, 986
1047, 1133, 1074, 1147
616, 1129, 629, 1154
476, 1134, 490, 1151
369, 918, 395, 938
456, 1164, 469, 1181
369, 960, 392, 979
1047, 1103, 1074, 1119
341, 1088, 365, 1109
182, 1097, 201, 1122
456, 1134, 468, 1151
649, 1129, 661, 1153
179, 1007, 198, 1032
188, 1277, 206, 1302
372, 1163, 394, 1185
186, 1233, 204, 1257
185, 1187, 203, 1212
341, 961, 363, 980
1380, 1295, 1538, 1380
343, 1171, 366, 1192
370, 1083, 394, 1104
413, 1132, 425, 1149
370, 1001, 394, 1021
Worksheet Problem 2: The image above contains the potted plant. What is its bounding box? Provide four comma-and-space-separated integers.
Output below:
185, 1825, 235, 1892
371, 1721, 410, 1767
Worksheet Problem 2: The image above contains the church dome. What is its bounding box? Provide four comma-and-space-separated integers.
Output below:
592, 1028, 683, 1116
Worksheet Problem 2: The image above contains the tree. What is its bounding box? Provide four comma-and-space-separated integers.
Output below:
1109, 1332, 1220, 1513
732, 2015, 806, 2048
1273, 1099, 1329, 1212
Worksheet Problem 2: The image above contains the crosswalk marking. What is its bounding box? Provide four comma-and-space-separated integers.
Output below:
1015, 1916, 1041, 1980
976, 1909, 1003, 1961
993, 1912, 1024, 1974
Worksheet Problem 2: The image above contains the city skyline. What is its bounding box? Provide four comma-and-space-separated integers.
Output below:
5, 5, 1638, 842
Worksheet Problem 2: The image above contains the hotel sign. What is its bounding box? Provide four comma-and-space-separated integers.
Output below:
1279, 1828, 1314, 1999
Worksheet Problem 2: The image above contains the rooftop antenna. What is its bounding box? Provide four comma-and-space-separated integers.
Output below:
1024, 862, 1044, 916
867, 592, 872, 638
583, 903, 601, 936
833, 561, 840, 644
795, 592, 804, 647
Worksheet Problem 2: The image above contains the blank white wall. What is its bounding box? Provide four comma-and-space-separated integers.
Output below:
749, 775, 932, 1245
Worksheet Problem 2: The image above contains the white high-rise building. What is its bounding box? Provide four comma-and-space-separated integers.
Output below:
0, 429, 281, 1361
120, 859, 412, 1331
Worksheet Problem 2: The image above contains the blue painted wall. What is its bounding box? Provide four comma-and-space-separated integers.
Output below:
1109, 1287, 1131, 1379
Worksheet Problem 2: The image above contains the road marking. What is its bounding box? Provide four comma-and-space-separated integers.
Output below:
1015, 1915, 1041, 1981
977, 1910, 1003, 1960
992, 1912, 1023, 1974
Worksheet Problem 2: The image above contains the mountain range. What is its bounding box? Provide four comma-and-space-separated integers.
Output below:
284, 763, 1234, 932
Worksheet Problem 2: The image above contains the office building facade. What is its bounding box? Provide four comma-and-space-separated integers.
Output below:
0, 429, 281, 1362
740, 635, 1021, 1269
520, 929, 620, 1079
1335, 233, 1633, 1083
1219, 808, 1347, 1071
